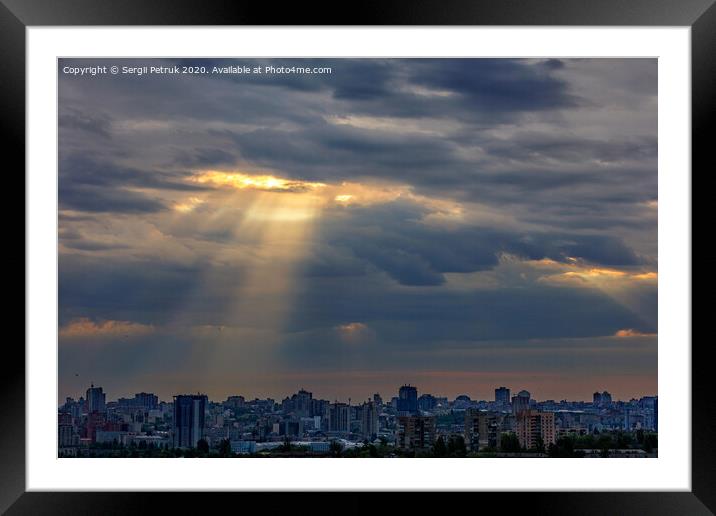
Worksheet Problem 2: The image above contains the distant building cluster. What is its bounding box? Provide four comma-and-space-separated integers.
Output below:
58, 383, 658, 457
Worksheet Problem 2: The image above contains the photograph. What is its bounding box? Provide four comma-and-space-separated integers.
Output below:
57, 57, 659, 459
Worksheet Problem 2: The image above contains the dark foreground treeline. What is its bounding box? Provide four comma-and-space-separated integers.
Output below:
63, 429, 657, 458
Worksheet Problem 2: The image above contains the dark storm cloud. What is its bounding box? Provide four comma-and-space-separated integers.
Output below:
59, 254, 207, 326
61, 239, 130, 252
299, 245, 369, 279
482, 133, 657, 165
58, 154, 211, 213
224, 120, 465, 183
59, 107, 112, 139
174, 58, 577, 112
211, 114, 655, 225
59, 58, 581, 129
319, 200, 642, 286
542, 59, 565, 71
58, 58, 656, 216
282, 276, 656, 341
409, 59, 579, 112
59, 183, 166, 214
326, 58, 580, 119
171, 147, 238, 168
60, 154, 202, 192
218, 120, 656, 215
60, 58, 329, 128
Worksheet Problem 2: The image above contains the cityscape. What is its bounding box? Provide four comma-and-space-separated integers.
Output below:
59, 383, 657, 458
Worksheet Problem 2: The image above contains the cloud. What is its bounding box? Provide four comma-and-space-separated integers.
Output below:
59, 107, 112, 138
334, 322, 375, 344
536, 260, 657, 287
408, 58, 581, 113
320, 198, 644, 286
58, 154, 207, 214
173, 196, 206, 213
59, 317, 154, 338
61, 239, 130, 252
56, 57, 658, 401
172, 147, 238, 168
614, 328, 657, 338
59, 183, 167, 214
190, 170, 326, 193
283, 273, 655, 343
58, 255, 208, 326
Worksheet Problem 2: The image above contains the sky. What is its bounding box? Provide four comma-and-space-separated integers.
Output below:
58, 58, 657, 404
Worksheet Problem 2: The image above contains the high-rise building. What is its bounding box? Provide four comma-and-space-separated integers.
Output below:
601, 391, 612, 406
58, 412, 75, 447
278, 420, 300, 437
593, 390, 612, 408
58, 411, 73, 426
418, 394, 437, 412
397, 385, 418, 415
515, 409, 556, 450
224, 395, 245, 410
119, 392, 159, 410
361, 400, 379, 439
328, 402, 351, 433
464, 410, 509, 451
58, 423, 74, 447
373, 393, 383, 407
173, 394, 207, 448
86, 384, 106, 414
511, 390, 530, 416
312, 398, 330, 421
623, 407, 632, 430
86, 411, 107, 443
495, 387, 511, 406
593, 391, 602, 406
396, 415, 436, 451
134, 392, 158, 410
293, 389, 313, 418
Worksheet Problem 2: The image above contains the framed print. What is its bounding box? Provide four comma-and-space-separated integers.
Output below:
6, 0, 712, 512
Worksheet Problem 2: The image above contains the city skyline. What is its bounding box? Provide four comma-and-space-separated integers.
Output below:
60, 381, 655, 407
59, 379, 657, 457
58, 58, 657, 404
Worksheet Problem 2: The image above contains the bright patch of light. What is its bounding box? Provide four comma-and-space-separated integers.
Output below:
614, 328, 657, 338
174, 196, 206, 213
192, 170, 326, 192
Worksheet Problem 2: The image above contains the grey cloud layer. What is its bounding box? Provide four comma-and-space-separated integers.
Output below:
59, 58, 656, 222
57, 58, 657, 398
316, 201, 642, 286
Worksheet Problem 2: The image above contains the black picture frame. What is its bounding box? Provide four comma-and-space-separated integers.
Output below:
5, 0, 710, 512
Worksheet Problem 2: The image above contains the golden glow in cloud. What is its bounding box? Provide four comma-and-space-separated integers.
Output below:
328, 181, 408, 206
182, 171, 471, 237
335, 322, 374, 344
524, 256, 657, 334
60, 317, 154, 338
614, 328, 657, 338
191, 170, 326, 192
530, 257, 658, 287
336, 322, 368, 333
632, 271, 658, 280
188, 170, 457, 211
174, 196, 206, 213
